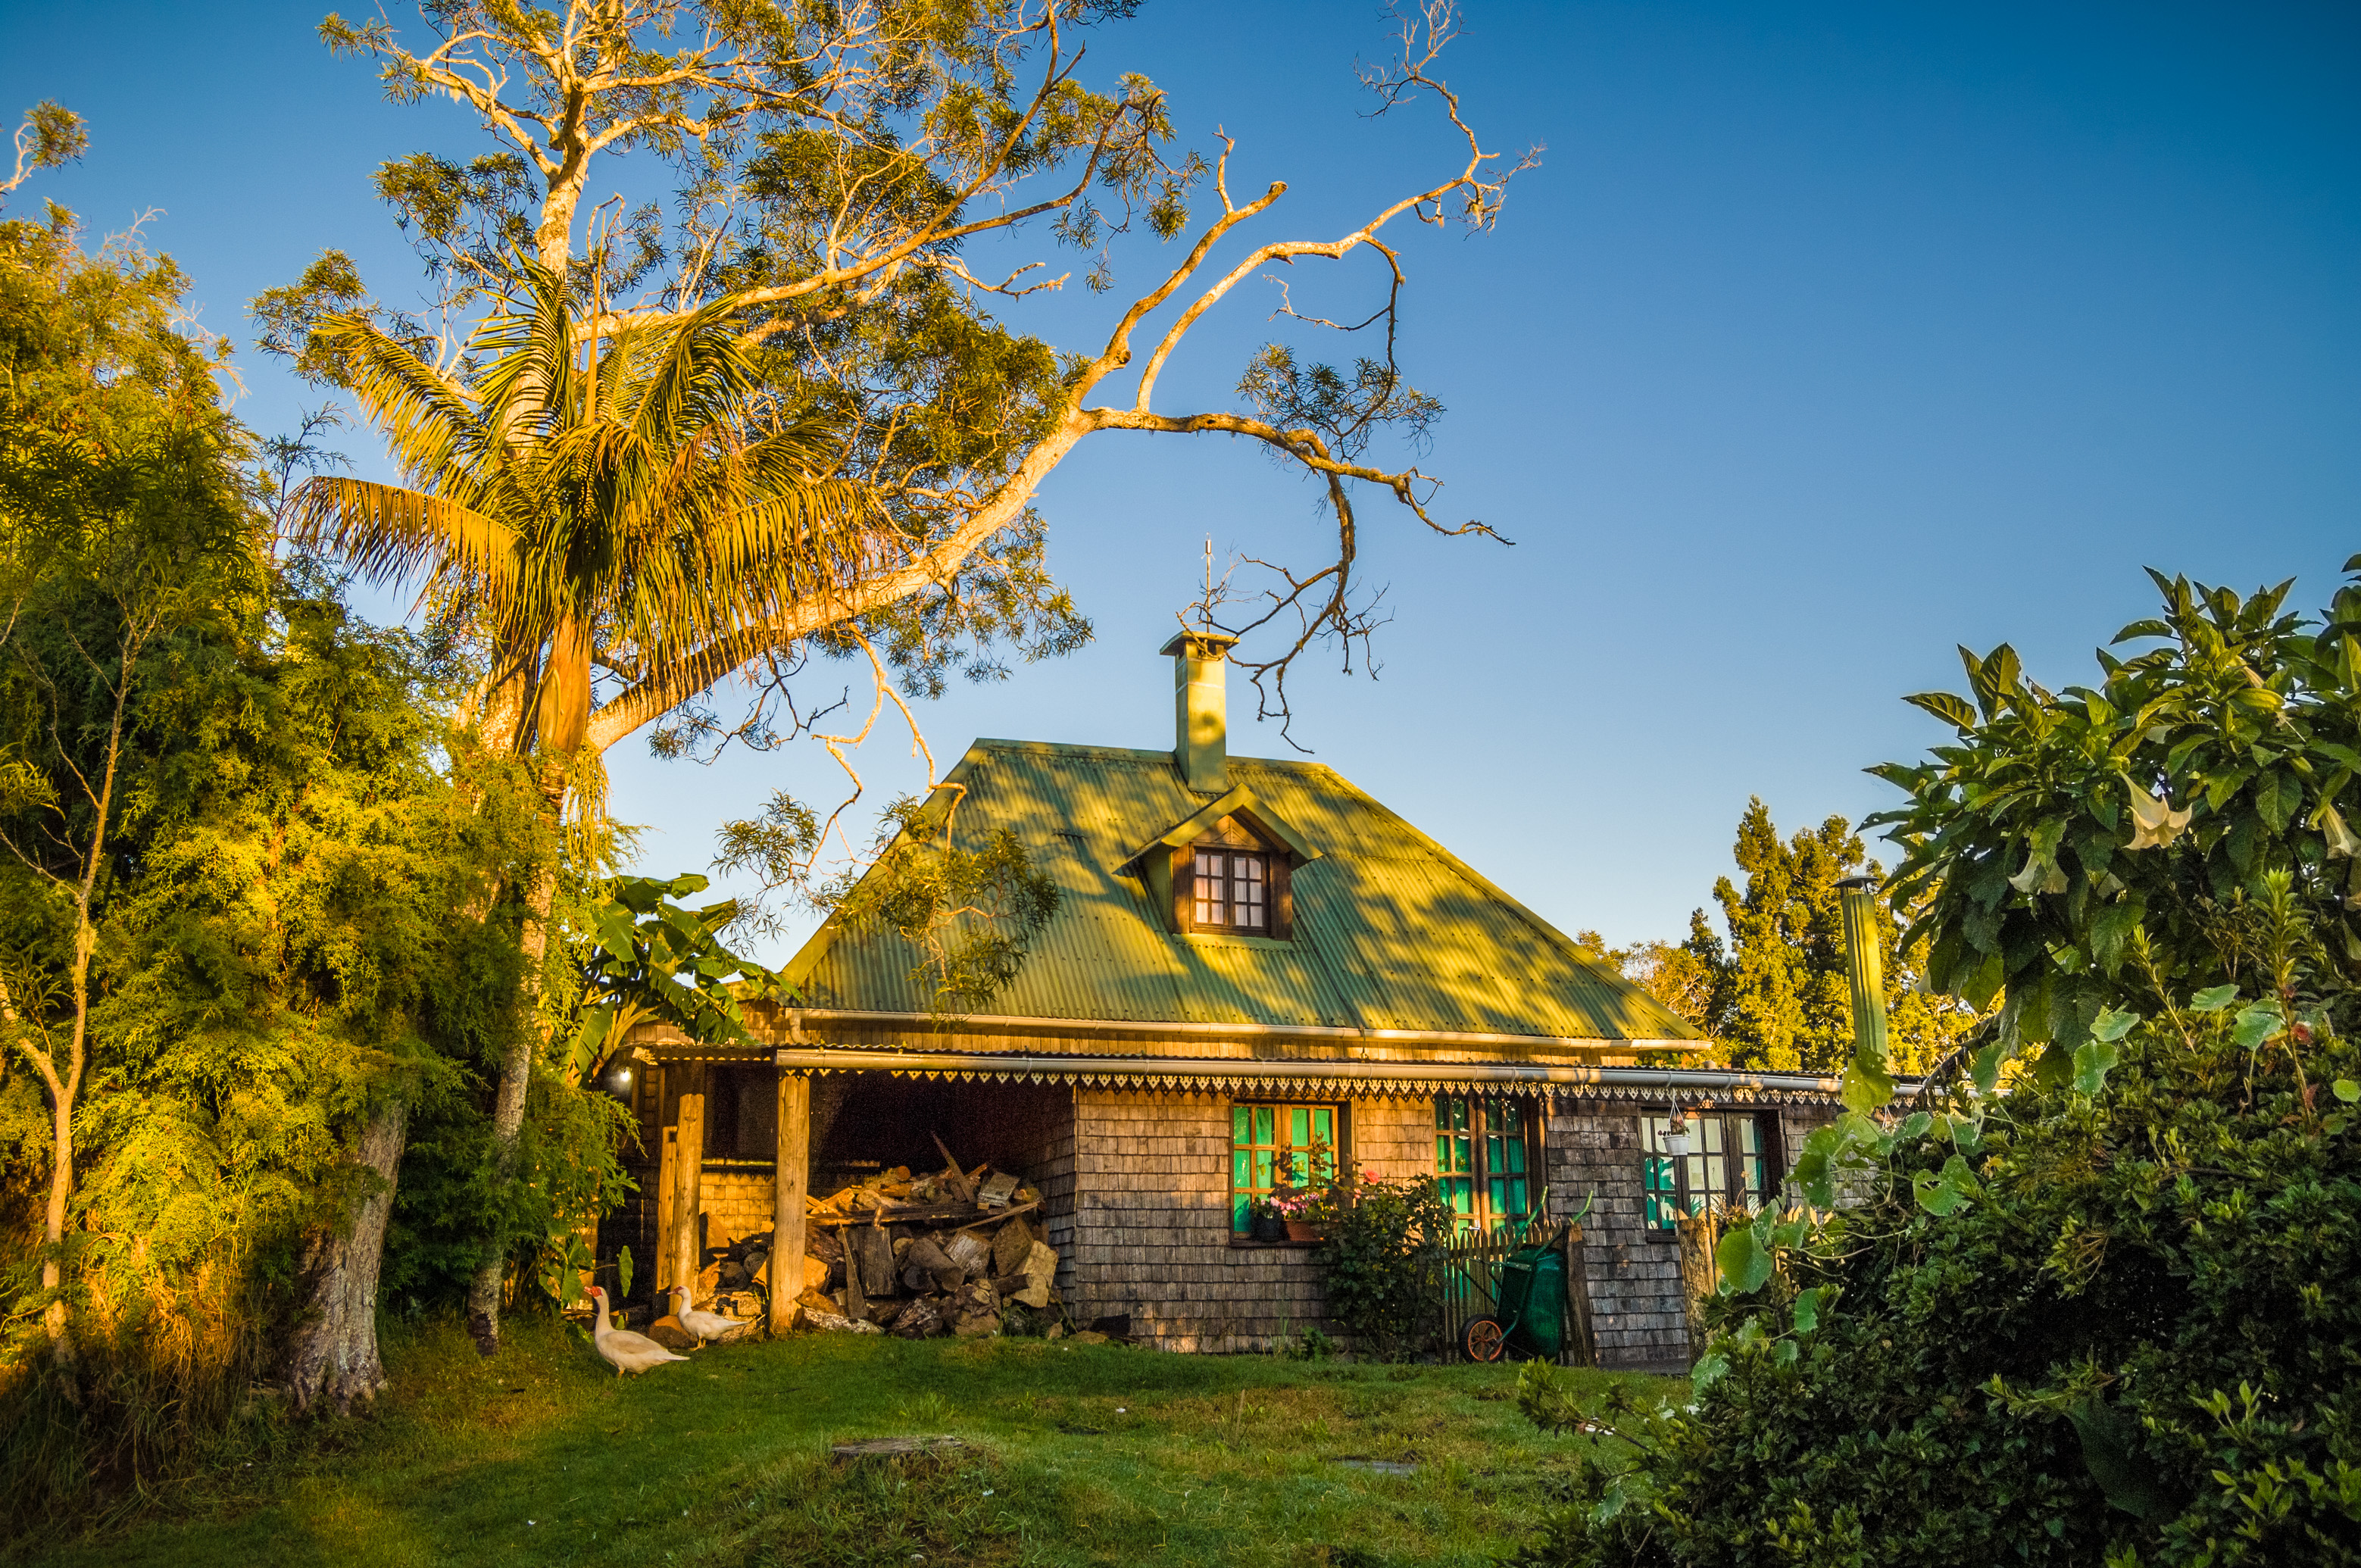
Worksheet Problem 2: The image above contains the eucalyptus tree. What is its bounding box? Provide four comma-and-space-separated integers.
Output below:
262, 0, 1531, 1353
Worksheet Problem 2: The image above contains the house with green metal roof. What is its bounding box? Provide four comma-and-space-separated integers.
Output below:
616, 634, 1852, 1366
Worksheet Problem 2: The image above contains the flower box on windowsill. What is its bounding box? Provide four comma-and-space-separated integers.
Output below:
1229, 1233, 1321, 1250
1283, 1220, 1321, 1243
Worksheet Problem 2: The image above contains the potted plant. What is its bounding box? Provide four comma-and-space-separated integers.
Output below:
1247, 1195, 1288, 1242
1271, 1187, 1321, 1243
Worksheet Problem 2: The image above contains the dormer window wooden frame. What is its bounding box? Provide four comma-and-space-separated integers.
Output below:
1125, 785, 1319, 942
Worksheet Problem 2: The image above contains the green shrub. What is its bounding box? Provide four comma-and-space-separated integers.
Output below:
1307, 1173, 1455, 1360
1512, 1001, 2361, 1566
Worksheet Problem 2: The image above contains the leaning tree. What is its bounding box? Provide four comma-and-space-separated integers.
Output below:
261, 0, 1534, 1354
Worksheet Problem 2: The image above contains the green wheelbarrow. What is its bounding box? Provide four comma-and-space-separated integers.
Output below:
1460, 1225, 1570, 1363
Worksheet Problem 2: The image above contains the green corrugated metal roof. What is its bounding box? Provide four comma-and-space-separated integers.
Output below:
785, 740, 1700, 1048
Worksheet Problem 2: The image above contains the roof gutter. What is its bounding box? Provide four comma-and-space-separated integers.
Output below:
770, 1044, 1877, 1098
761, 1006, 1707, 1055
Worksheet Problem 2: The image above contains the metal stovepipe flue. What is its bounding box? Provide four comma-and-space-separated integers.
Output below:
1837, 875, 1889, 1067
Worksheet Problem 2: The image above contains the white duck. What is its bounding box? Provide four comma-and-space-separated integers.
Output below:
587, 1285, 690, 1377
672, 1284, 753, 1347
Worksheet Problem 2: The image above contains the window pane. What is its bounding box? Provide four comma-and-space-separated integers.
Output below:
1233, 1105, 1249, 1142
1195, 850, 1223, 925
1643, 1155, 1679, 1229
1254, 1149, 1273, 1191
1507, 1178, 1529, 1217
1291, 1107, 1310, 1148
1254, 1106, 1273, 1145
1235, 855, 1266, 929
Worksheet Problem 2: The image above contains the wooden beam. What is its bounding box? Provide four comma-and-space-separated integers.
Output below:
673, 1062, 707, 1301
654, 1065, 679, 1294
771, 1070, 809, 1336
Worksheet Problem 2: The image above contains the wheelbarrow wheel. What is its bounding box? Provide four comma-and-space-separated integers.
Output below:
1463, 1315, 1508, 1363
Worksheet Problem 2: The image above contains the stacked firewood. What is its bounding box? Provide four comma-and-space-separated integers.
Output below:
792, 1136, 1063, 1339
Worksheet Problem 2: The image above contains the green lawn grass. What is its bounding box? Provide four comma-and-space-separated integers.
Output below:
30, 1318, 1679, 1568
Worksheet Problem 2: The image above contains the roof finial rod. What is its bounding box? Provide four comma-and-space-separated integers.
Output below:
1201, 536, 1214, 631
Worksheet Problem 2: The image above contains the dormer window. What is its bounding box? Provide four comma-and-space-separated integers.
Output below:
1127, 786, 1316, 942
1191, 848, 1270, 932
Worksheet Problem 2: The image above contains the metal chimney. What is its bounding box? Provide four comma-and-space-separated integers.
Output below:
1160, 630, 1238, 795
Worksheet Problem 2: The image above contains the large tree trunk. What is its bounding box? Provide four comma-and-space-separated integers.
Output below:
286, 1099, 408, 1413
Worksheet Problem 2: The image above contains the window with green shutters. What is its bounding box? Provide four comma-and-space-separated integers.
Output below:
1434, 1097, 1535, 1229
1230, 1104, 1338, 1231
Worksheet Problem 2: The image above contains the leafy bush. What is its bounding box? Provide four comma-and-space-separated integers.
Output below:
1307, 1173, 1456, 1360
1513, 983, 2361, 1566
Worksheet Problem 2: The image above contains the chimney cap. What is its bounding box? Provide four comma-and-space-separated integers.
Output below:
1160, 629, 1240, 657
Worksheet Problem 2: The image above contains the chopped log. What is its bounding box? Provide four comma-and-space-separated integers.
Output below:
648, 1314, 699, 1352
803, 1254, 833, 1293
851, 1225, 896, 1295
951, 1279, 1001, 1337
990, 1221, 1032, 1278
806, 1309, 884, 1336
805, 1228, 843, 1264
889, 1295, 946, 1338
901, 1237, 960, 1294
844, 1236, 870, 1323
943, 1232, 990, 1278
979, 1170, 1020, 1208
1013, 1239, 1058, 1308
929, 1132, 976, 1204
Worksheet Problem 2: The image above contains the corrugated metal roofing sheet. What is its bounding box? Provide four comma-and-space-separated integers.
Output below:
786, 740, 1700, 1050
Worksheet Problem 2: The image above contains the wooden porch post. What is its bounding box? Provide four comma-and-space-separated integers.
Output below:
654, 1067, 678, 1294
770, 1070, 810, 1335
671, 1063, 707, 1301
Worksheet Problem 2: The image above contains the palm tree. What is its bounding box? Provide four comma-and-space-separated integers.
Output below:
293, 263, 878, 1353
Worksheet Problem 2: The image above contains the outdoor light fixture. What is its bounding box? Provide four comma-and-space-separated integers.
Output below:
604, 1063, 634, 1098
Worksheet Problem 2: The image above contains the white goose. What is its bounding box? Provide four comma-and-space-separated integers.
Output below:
587, 1285, 690, 1377
672, 1284, 754, 1347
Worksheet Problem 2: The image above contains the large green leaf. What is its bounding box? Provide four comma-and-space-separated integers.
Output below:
1714, 1222, 1774, 1295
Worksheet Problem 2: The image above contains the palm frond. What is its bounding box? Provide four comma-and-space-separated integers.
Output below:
289, 476, 521, 592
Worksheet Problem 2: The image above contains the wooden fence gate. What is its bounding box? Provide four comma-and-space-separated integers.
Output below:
1439, 1220, 1597, 1365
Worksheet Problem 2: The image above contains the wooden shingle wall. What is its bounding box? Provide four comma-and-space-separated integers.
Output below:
1542, 1100, 1688, 1368
1067, 1089, 1319, 1351
699, 1166, 776, 1250
968, 1085, 1078, 1292
1543, 1097, 1844, 1369
1064, 1089, 1451, 1351
1351, 1097, 1435, 1182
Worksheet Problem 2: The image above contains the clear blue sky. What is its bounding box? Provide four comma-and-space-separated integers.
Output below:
5, 1, 2355, 960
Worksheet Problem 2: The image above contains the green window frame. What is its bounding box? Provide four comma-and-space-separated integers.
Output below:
1230, 1103, 1338, 1231
1641, 1112, 1769, 1230
1434, 1096, 1535, 1229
